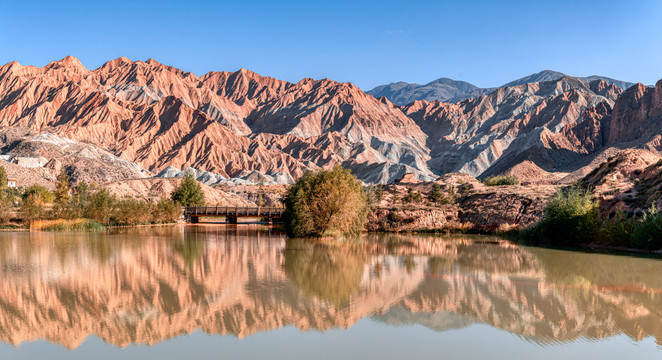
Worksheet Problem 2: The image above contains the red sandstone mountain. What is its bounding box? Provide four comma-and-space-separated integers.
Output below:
0, 56, 660, 184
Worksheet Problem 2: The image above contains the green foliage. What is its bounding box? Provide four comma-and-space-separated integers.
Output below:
54, 171, 71, 205
256, 183, 265, 207
22, 185, 54, 203
284, 166, 368, 237
21, 193, 45, 223
112, 198, 153, 225
15, 178, 181, 227
428, 183, 444, 203
53, 171, 72, 218
84, 188, 116, 224
0, 189, 14, 224
364, 184, 384, 208
522, 187, 662, 250
0, 166, 7, 189
152, 196, 181, 223
521, 186, 601, 245
632, 207, 662, 250
171, 171, 205, 206
483, 173, 520, 186
404, 187, 423, 203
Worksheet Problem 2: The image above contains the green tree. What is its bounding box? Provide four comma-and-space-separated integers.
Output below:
54, 171, 71, 205
21, 193, 45, 223
522, 186, 601, 245
84, 188, 116, 224
283, 166, 368, 237
171, 171, 205, 206
22, 185, 54, 203
428, 183, 445, 204
0, 166, 7, 189
256, 183, 265, 207
404, 187, 422, 203
448, 184, 458, 203
53, 171, 71, 218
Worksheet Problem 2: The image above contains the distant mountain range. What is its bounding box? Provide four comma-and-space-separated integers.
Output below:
0, 57, 660, 184
367, 70, 638, 105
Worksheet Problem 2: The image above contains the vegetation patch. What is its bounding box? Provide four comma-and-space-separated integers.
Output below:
521, 186, 662, 250
483, 173, 520, 186
283, 166, 368, 237
31, 218, 105, 231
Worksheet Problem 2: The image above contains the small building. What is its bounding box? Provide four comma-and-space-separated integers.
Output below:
7, 178, 16, 188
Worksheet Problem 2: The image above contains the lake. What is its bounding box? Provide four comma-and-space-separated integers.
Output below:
0, 225, 661, 359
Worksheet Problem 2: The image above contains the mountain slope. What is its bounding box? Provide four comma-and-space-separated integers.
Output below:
0, 56, 659, 184
371, 70, 637, 106
367, 78, 495, 105
0, 57, 435, 183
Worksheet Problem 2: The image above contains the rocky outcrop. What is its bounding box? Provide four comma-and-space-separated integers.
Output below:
404, 77, 623, 178
580, 149, 662, 216
0, 127, 148, 185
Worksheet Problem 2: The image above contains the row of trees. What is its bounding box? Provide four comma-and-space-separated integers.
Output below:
20, 173, 183, 226
2, 168, 207, 228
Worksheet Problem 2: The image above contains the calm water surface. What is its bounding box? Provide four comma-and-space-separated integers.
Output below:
0, 225, 661, 359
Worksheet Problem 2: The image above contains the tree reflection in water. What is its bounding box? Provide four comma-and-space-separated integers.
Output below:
283, 238, 367, 306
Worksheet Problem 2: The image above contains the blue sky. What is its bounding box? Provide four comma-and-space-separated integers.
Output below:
1, 0, 661, 89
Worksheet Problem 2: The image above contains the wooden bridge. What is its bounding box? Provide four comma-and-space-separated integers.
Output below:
184, 206, 285, 224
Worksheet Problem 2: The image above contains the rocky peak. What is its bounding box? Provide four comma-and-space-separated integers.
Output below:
46, 55, 88, 73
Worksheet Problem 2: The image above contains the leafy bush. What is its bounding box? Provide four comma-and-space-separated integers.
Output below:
84, 188, 117, 224
112, 198, 153, 225
521, 186, 601, 245
152, 196, 181, 223
283, 166, 368, 237
21, 193, 45, 223
522, 187, 662, 250
483, 173, 520, 186
22, 185, 54, 203
632, 207, 662, 250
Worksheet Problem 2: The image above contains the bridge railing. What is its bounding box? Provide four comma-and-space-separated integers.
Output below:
183, 206, 285, 217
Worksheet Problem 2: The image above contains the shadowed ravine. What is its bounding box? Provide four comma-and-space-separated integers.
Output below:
0, 226, 661, 350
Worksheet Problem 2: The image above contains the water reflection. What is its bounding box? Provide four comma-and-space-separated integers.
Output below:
0, 226, 661, 349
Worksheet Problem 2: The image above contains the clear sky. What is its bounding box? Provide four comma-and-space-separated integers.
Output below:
1, 0, 661, 89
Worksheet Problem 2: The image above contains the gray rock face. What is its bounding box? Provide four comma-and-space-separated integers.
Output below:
367, 78, 496, 105
370, 70, 637, 106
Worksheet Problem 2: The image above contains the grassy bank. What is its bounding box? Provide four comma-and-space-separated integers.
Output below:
30, 219, 105, 231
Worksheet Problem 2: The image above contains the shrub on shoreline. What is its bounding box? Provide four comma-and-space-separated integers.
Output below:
521, 186, 662, 250
284, 166, 368, 237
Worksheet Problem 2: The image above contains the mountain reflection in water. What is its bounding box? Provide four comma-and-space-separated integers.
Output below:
0, 226, 661, 350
